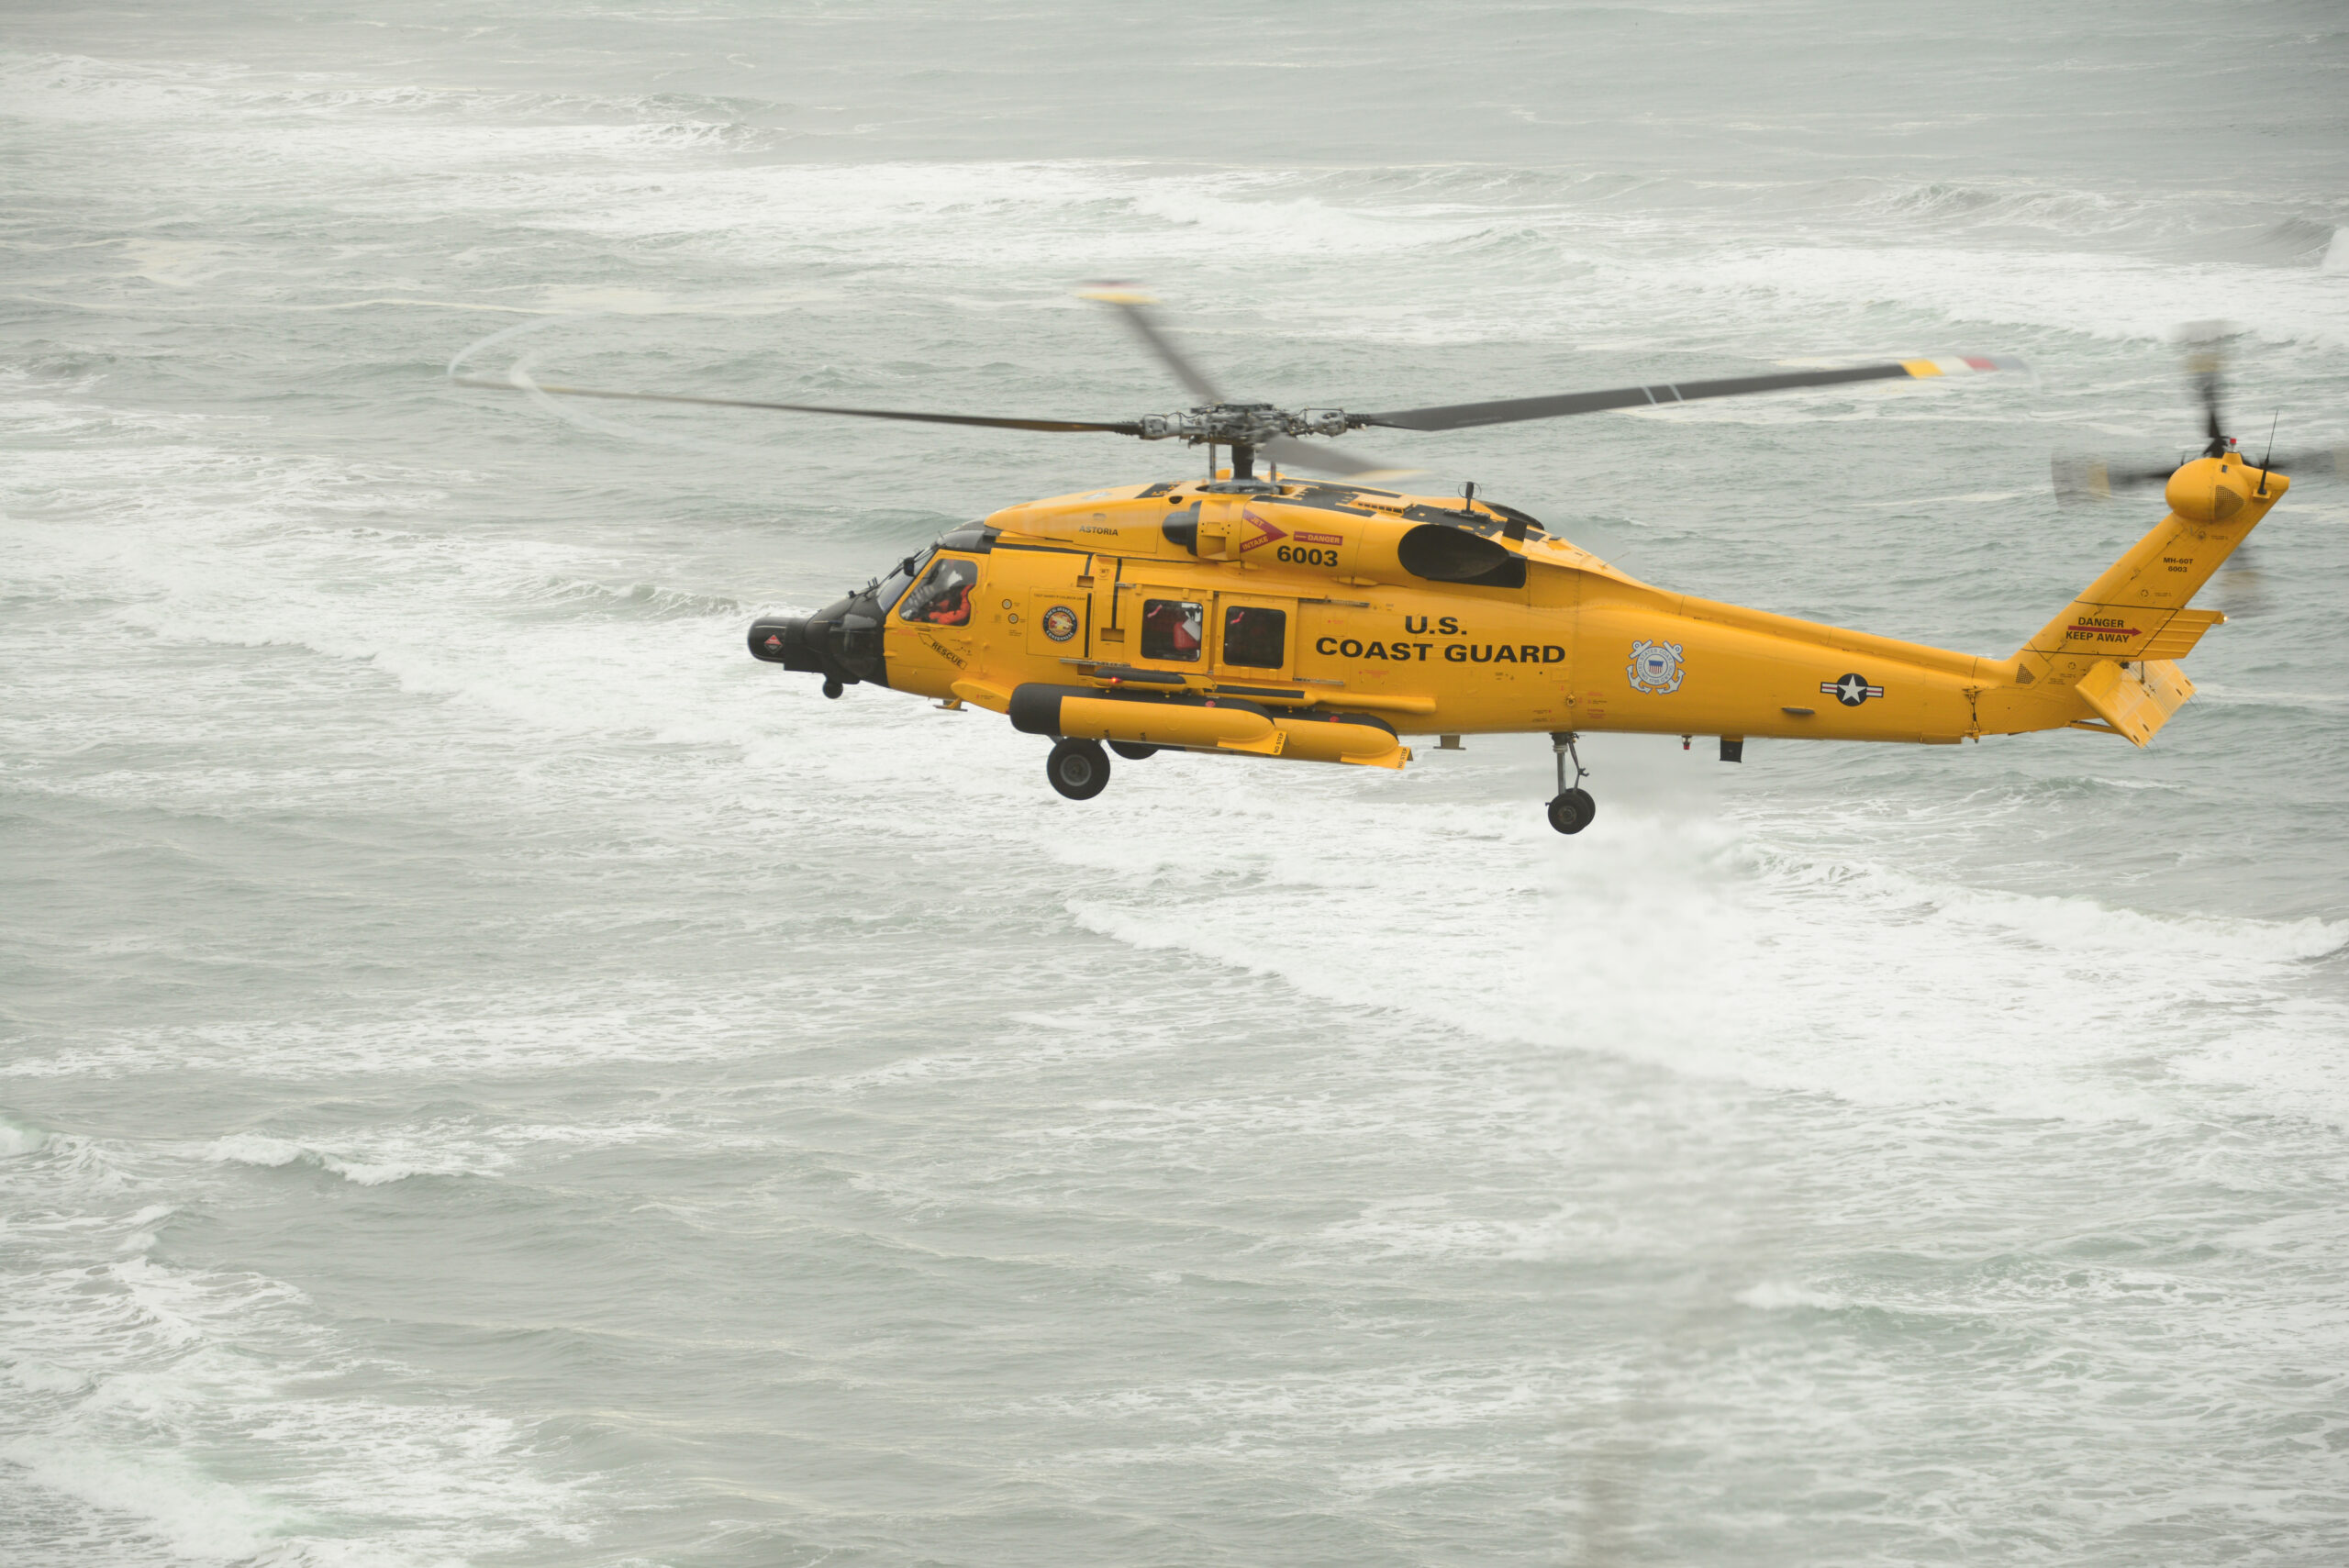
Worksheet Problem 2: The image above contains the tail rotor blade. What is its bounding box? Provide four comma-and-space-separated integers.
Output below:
2057, 325, 2335, 505
2177, 320, 2235, 456
2052, 453, 2176, 505
2265, 444, 2345, 479
2053, 442, 2339, 506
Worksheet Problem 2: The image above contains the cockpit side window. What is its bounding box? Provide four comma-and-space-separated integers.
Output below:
872, 546, 935, 615
897, 557, 979, 627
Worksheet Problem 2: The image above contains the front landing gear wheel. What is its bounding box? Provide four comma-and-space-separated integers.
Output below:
821, 677, 844, 699
1046, 738, 1112, 800
1547, 788, 1597, 835
1108, 741, 1160, 761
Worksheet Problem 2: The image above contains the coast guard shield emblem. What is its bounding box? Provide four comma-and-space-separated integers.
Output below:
1626, 639, 1685, 695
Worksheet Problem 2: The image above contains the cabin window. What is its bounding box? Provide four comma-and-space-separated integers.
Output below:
1221, 606, 1286, 668
1140, 598, 1203, 662
898, 557, 978, 627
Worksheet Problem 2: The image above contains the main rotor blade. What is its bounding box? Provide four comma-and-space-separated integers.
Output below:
452, 375, 1144, 435
1358, 357, 2026, 433
1078, 285, 1226, 405
1259, 436, 1424, 481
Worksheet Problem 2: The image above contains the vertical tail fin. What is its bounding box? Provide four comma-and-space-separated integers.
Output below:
2010, 455, 2287, 744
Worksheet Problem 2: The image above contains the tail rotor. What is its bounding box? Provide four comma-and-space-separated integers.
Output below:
2052, 322, 2339, 505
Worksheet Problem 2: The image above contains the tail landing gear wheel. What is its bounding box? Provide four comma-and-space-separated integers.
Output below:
1108, 741, 1160, 761
1547, 788, 1597, 835
1046, 738, 1112, 800
1546, 730, 1594, 836
821, 677, 844, 699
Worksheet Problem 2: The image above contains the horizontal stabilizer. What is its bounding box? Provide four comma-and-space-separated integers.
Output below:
2138, 607, 2225, 662
2071, 658, 2194, 747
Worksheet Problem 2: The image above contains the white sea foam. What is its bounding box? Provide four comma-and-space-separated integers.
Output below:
0, 1438, 283, 1561
204, 1130, 501, 1184
0, 1137, 588, 1565
6, 1000, 763, 1080
1666, 242, 2349, 350
196, 1119, 671, 1181
1735, 1280, 1851, 1312
8, 11, 2349, 1563
1056, 765, 2349, 1126
0, 1116, 50, 1157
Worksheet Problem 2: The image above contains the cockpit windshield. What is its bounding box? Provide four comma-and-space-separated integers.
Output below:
870, 546, 935, 615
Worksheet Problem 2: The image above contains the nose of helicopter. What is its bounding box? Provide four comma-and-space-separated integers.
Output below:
748, 593, 889, 690
748, 614, 827, 672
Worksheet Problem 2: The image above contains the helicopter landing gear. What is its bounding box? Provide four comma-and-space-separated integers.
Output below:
1547, 730, 1596, 835
1046, 738, 1112, 800
1108, 741, 1160, 761
1547, 790, 1597, 835
821, 677, 844, 700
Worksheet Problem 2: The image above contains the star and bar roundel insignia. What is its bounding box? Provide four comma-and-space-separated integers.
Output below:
1822, 673, 1885, 706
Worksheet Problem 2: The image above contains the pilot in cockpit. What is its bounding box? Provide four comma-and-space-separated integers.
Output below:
899, 558, 978, 628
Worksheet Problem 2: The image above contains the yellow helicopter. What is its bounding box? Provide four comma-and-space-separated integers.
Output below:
459, 293, 2294, 835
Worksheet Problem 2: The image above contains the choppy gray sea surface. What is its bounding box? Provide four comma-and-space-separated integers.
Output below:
5, 3, 2349, 1563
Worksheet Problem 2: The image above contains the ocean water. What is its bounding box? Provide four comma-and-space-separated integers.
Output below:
5, 3, 2349, 1563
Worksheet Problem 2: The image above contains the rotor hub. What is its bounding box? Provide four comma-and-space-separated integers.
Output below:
1133, 404, 1353, 446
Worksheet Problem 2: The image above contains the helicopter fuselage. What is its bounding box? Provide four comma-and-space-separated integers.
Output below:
755, 462, 2277, 791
